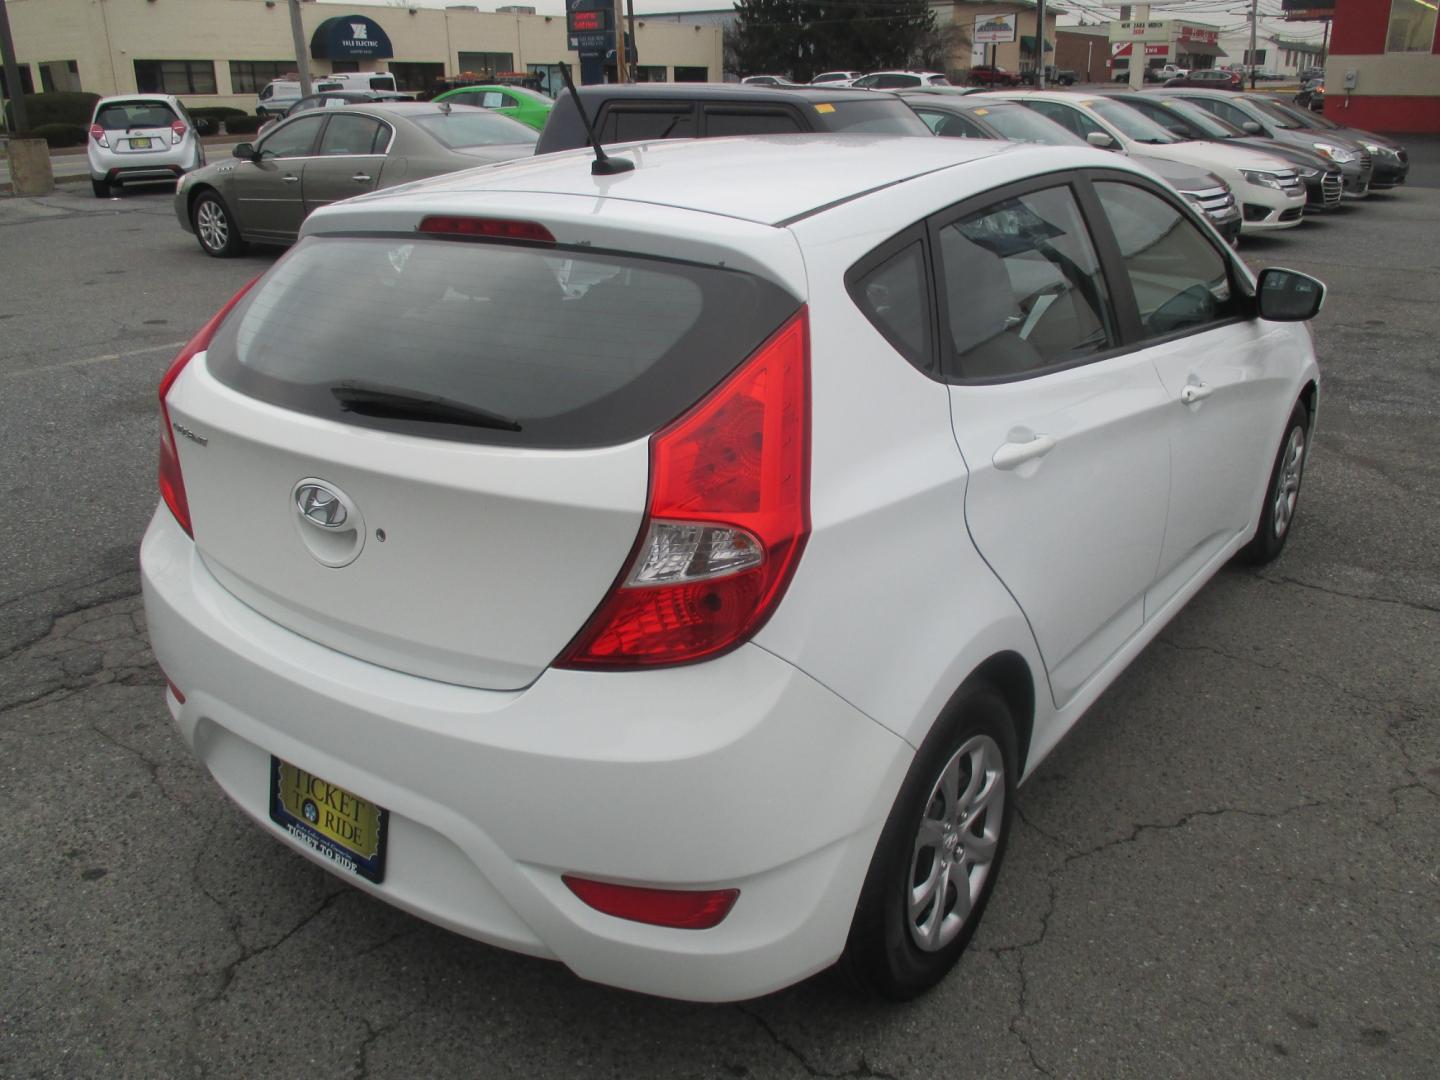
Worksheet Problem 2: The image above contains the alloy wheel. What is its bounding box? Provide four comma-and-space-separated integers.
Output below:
196, 200, 229, 253
1272, 426, 1306, 539
907, 733, 1005, 952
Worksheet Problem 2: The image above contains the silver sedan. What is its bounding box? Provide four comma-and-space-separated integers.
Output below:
176, 102, 537, 257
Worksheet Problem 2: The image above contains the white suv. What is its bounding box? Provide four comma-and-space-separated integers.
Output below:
141, 135, 1323, 1002
87, 94, 204, 198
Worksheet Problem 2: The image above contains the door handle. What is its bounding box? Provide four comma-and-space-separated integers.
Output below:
282, 174, 300, 184
351, 172, 372, 183
1180, 381, 1214, 405
992, 433, 1056, 471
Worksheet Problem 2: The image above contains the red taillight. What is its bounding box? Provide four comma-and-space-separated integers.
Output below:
158, 277, 262, 536
170, 119, 187, 145
557, 307, 810, 669
89, 123, 109, 148
563, 875, 739, 930
417, 216, 555, 243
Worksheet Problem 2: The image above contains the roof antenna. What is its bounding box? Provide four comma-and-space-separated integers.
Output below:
559, 63, 634, 176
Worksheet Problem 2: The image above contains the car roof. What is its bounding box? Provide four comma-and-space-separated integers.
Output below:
338, 134, 1079, 227
569, 83, 890, 103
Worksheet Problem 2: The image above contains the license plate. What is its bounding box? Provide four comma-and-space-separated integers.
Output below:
130, 136, 152, 149
269, 757, 388, 883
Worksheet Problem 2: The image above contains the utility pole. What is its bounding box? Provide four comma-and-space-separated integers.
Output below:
625, 0, 638, 82
612, 0, 626, 83
288, 0, 313, 97
1128, 3, 1147, 91
1, 0, 30, 133
1036, 0, 1047, 89
1320, 19, 1330, 67
1248, 0, 1259, 89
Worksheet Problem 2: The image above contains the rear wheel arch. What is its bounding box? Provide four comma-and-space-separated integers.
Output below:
955, 651, 1035, 775
1298, 380, 1318, 427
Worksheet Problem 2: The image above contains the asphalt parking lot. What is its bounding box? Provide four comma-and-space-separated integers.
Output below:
2, 158, 1437, 1078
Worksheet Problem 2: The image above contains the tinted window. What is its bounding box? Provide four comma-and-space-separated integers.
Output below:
1022, 100, 1105, 141
1185, 96, 1260, 132
1087, 99, 1179, 143
369, 76, 395, 91
1094, 181, 1241, 338
976, 104, 1084, 146
599, 105, 697, 142
412, 112, 538, 147
850, 241, 932, 371
814, 98, 931, 135
917, 108, 988, 139
936, 186, 1115, 379
207, 237, 799, 449
259, 115, 324, 158
704, 108, 804, 136
320, 114, 386, 155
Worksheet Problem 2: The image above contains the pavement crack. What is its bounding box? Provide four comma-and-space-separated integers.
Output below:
736, 1005, 899, 1079
1254, 572, 1440, 614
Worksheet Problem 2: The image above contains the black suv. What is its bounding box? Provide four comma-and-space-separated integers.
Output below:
534, 84, 930, 154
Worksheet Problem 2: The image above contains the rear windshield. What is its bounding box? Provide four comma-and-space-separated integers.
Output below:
207, 236, 799, 448
413, 111, 539, 147
95, 101, 177, 130
975, 104, 1083, 146
815, 98, 931, 135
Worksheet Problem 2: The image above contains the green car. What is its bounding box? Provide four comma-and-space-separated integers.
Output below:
431, 85, 553, 131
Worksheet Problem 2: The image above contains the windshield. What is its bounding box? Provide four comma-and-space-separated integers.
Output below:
413, 111, 539, 147
819, 98, 932, 134
976, 104, 1084, 146
1153, 97, 1243, 138
1087, 99, 1180, 144
1245, 97, 1302, 129
1260, 98, 1321, 129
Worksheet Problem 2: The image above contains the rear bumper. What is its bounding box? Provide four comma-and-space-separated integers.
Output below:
140, 509, 910, 1002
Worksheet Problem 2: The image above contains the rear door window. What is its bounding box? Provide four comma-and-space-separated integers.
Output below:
206, 236, 799, 449
318, 114, 386, 155
703, 108, 804, 136
598, 105, 697, 142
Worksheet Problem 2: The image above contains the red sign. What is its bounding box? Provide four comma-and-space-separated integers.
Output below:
568, 9, 606, 32
1145, 43, 1170, 56
1178, 26, 1218, 44
1111, 41, 1132, 58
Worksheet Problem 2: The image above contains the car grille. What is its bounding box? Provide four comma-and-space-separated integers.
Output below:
1190, 185, 1236, 220
1275, 170, 1303, 196
1357, 149, 1373, 182
1321, 171, 1343, 207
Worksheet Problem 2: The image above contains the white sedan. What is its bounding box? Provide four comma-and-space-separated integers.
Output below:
142, 134, 1322, 1002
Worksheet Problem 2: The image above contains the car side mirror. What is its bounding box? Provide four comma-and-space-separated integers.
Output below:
1086, 131, 1115, 149
1257, 267, 1325, 322
232, 142, 257, 161
1241, 121, 1262, 134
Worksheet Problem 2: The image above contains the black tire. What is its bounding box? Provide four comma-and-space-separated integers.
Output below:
191, 190, 245, 258
1237, 400, 1310, 565
839, 683, 1017, 1000
91, 177, 110, 198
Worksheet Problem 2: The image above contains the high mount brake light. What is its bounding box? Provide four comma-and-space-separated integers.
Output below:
417, 216, 556, 243
557, 308, 810, 669
158, 277, 261, 536
563, 875, 740, 930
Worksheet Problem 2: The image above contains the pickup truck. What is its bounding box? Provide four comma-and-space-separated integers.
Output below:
966, 65, 1022, 87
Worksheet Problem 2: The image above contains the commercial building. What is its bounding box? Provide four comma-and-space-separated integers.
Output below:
0, 0, 723, 115
1285, 0, 1439, 133
1216, 27, 1325, 78
1105, 18, 1227, 81
1054, 24, 1109, 84
930, 1, 1062, 79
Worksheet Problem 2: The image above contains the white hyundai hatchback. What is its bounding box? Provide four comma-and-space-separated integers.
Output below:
141, 134, 1323, 1002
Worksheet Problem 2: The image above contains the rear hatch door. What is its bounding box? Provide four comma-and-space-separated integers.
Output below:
96, 99, 177, 154
166, 228, 798, 689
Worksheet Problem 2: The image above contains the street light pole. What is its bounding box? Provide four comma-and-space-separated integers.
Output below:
1248, 0, 1259, 89
1, 0, 30, 133
288, 0, 313, 97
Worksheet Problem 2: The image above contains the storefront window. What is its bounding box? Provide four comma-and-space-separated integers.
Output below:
673, 66, 708, 82
458, 52, 516, 78
1387, 0, 1438, 52
526, 63, 570, 97
229, 61, 292, 94
634, 66, 668, 82
134, 60, 217, 95
389, 62, 446, 93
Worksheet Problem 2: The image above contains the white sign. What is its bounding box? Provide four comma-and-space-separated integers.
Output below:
974, 14, 1018, 45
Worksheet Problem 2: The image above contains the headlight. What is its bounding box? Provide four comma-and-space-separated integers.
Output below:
1313, 142, 1356, 163
1296, 167, 1320, 178
1241, 170, 1284, 189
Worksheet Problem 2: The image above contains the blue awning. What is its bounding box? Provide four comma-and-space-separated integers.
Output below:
310, 15, 394, 61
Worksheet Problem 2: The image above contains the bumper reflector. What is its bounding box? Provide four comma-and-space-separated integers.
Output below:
563, 875, 739, 930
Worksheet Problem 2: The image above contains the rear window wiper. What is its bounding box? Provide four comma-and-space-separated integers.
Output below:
331, 382, 522, 432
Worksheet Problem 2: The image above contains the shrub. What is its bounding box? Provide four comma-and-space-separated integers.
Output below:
4, 91, 100, 130
19, 123, 89, 148
225, 115, 264, 135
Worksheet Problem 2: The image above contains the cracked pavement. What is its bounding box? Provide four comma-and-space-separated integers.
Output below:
2, 173, 1437, 1078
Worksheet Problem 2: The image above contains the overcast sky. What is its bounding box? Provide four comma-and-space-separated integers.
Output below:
318, 0, 1328, 41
